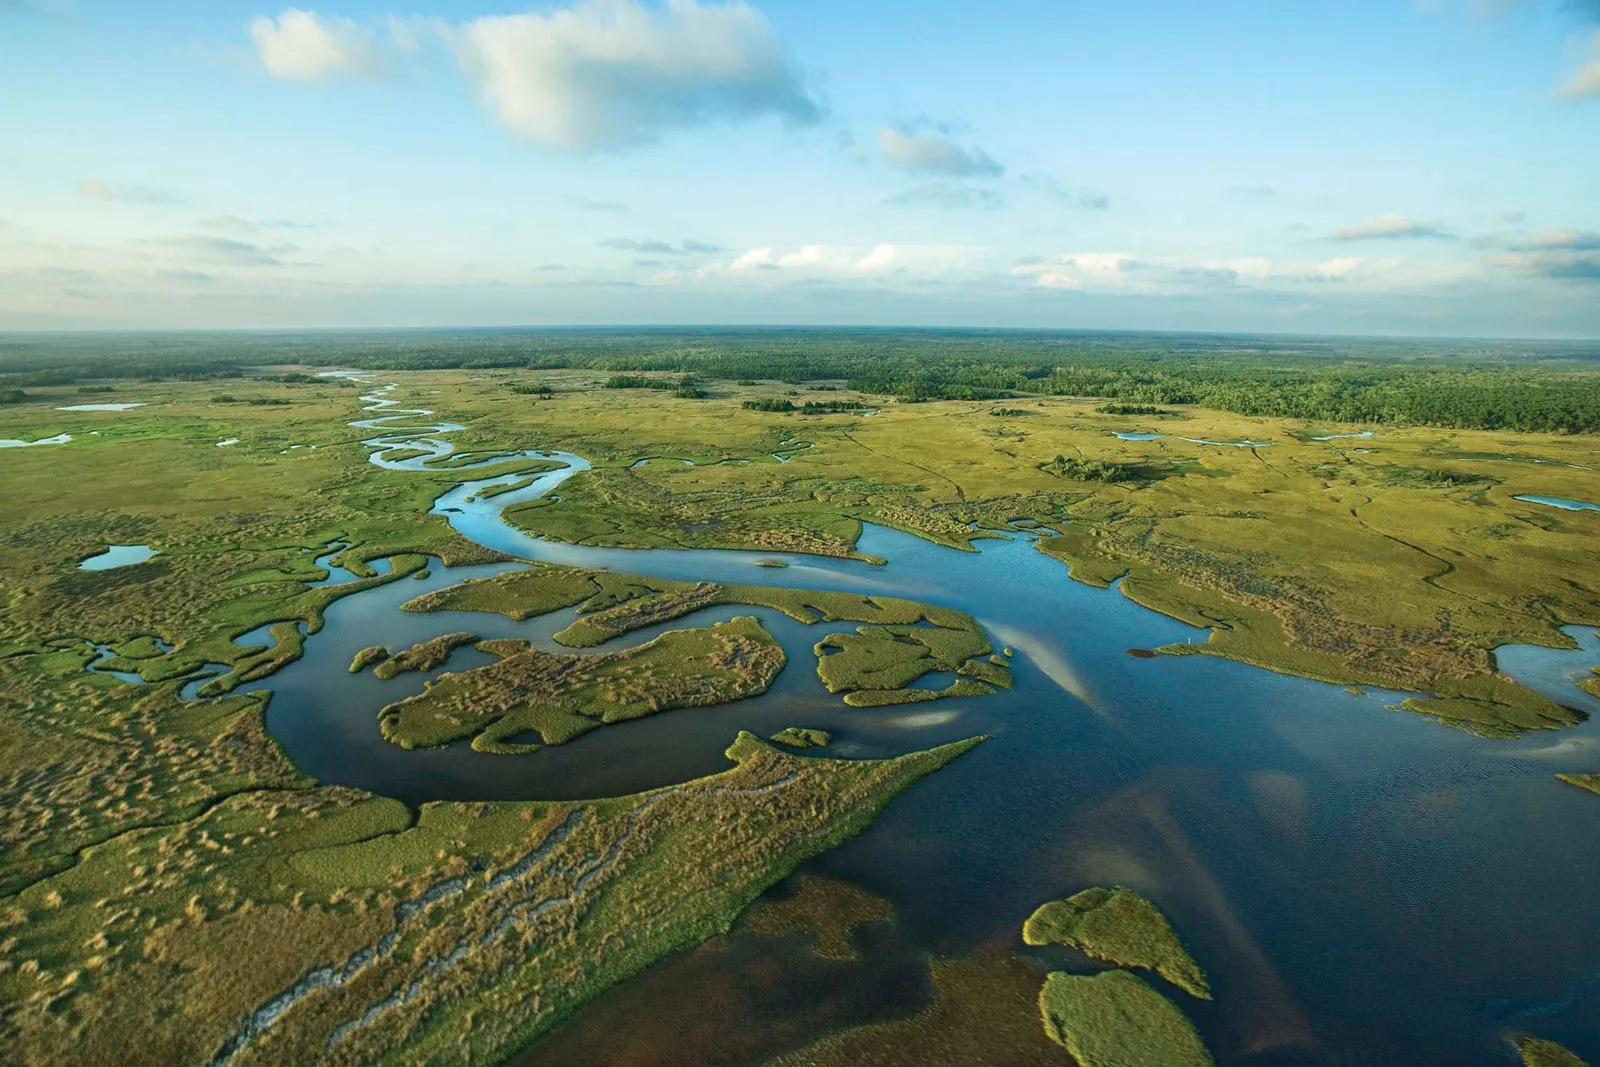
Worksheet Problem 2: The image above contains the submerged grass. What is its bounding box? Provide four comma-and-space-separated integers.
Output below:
766, 953, 1071, 1067
738, 873, 891, 962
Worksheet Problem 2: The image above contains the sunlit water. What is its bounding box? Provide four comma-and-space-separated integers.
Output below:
78, 544, 158, 569
1516, 495, 1600, 514
106, 377, 1600, 1064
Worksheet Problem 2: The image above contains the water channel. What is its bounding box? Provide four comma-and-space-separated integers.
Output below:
116, 375, 1600, 1064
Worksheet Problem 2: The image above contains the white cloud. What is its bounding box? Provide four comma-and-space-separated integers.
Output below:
721, 243, 970, 278
249, 8, 387, 81
1011, 253, 1428, 293
1326, 214, 1453, 241
1304, 257, 1367, 281
1559, 30, 1600, 99
877, 126, 1002, 177
453, 0, 820, 150
1013, 253, 1138, 290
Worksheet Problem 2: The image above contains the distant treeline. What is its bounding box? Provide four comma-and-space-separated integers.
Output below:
4, 328, 1600, 433
1095, 403, 1171, 415
743, 398, 874, 414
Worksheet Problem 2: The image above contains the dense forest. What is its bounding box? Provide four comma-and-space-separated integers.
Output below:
3, 327, 1600, 434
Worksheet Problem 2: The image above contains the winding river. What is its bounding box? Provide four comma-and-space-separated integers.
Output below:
145, 376, 1600, 1064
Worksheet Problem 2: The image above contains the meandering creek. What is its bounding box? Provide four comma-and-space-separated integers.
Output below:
125, 377, 1600, 1064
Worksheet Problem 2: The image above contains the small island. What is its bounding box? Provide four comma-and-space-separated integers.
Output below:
1517, 1035, 1592, 1067
1038, 970, 1214, 1067
771, 727, 831, 748
349, 645, 388, 673
1024, 886, 1210, 1000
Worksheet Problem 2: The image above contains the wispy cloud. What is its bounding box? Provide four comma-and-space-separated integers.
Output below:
1012, 252, 1385, 292
1492, 250, 1600, 280
156, 235, 291, 267
1480, 225, 1600, 280
200, 213, 316, 233
886, 182, 1004, 210
877, 125, 1002, 177
1559, 30, 1600, 98
453, 0, 820, 149
79, 179, 184, 205
1519, 227, 1600, 250
1326, 214, 1454, 241
599, 237, 722, 254
1020, 174, 1110, 210
567, 194, 628, 213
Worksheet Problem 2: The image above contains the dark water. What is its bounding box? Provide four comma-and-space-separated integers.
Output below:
188, 380, 1600, 1064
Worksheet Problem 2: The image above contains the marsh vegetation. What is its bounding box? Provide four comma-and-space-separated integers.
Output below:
1, 337, 1598, 1066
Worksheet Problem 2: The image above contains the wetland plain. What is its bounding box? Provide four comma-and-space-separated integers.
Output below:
2, 336, 1599, 1067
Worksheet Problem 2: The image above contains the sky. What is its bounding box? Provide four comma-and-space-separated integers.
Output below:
2, 0, 1598, 336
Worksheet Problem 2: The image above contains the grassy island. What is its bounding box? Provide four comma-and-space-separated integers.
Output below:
1556, 773, 1600, 799
377, 617, 786, 754
1517, 1035, 1593, 1067
349, 645, 388, 673
371, 631, 477, 680
1023, 886, 1210, 999
1038, 970, 1214, 1067
772, 727, 831, 748
401, 562, 1010, 708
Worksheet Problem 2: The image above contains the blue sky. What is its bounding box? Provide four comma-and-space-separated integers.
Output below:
3, 0, 1598, 335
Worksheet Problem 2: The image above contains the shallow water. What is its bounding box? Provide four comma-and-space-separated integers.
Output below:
0, 432, 70, 448
56, 403, 145, 412
78, 544, 158, 570
109, 377, 1600, 1064
1112, 432, 1274, 447
1516, 494, 1600, 514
